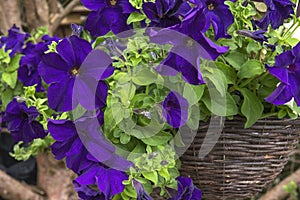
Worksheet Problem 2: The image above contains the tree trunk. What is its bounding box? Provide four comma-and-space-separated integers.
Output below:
37, 152, 78, 200
0, 0, 22, 34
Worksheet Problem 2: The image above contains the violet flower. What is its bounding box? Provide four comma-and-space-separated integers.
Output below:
73, 180, 106, 200
255, 0, 295, 29
48, 112, 131, 173
265, 43, 300, 105
0, 25, 30, 57
81, 0, 135, 37
169, 176, 202, 200
162, 91, 189, 128
150, 9, 228, 85
38, 35, 114, 112
3, 99, 47, 143
142, 0, 191, 28
71, 24, 83, 37
75, 163, 128, 200
132, 179, 153, 200
48, 119, 93, 173
190, 0, 234, 40
18, 36, 60, 92
236, 30, 268, 44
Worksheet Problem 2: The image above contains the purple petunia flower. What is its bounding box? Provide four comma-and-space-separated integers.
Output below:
73, 180, 106, 200
3, 99, 47, 143
81, 0, 135, 37
75, 163, 128, 200
142, 0, 191, 28
265, 43, 300, 105
48, 119, 93, 173
0, 25, 30, 57
169, 176, 202, 200
132, 179, 153, 200
71, 24, 83, 37
18, 36, 60, 92
38, 35, 114, 112
236, 30, 268, 44
162, 91, 189, 128
48, 112, 131, 173
149, 9, 228, 85
255, 0, 295, 30
190, 0, 234, 40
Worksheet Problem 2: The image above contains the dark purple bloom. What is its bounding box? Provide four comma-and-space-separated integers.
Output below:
169, 176, 202, 200
71, 24, 83, 37
48, 119, 93, 173
81, 0, 134, 37
133, 179, 153, 200
76, 163, 128, 199
255, 0, 295, 29
48, 112, 131, 173
19, 43, 47, 92
236, 30, 267, 44
162, 91, 189, 128
73, 180, 105, 200
38, 35, 114, 112
0, 25, 30, 57
142, 0, 191, 28
265, 43, 300, 105
149, 10, 228, 84
41, 35, 60, 43
190, 0, 234, 40
18, 36, 60, 92
3, 99, 47, 143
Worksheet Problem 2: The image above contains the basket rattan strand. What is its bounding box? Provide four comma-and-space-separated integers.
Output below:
178, 117, 300, 200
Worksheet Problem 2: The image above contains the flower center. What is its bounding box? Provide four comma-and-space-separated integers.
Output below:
287, 64, 297, 73
22, 112, 29, 119
109, 0, 117, 6
207, 3, 215, 10
186, 39, 194, 47
70, 67, 79, 76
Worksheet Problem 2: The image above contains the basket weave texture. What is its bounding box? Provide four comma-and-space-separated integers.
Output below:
179, 117, 300, 200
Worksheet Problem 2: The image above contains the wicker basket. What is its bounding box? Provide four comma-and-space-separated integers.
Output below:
179, 117, 300, 200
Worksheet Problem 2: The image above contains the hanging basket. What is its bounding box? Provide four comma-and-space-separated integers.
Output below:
179, 117, 300, 200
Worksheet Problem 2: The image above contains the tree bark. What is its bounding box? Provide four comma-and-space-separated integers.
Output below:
23, 0, 50, 31
37, 152, 78, 200
0, 0, 22, 34
0, 170, 45, 200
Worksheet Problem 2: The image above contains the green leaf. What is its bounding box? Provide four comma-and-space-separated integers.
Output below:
186, 105, 200, 130
142, 171, 158, 185
6, 54, 21, 72
127, 142, 145, 161
0, 47, 11, 64
215, 62, 237, 84
240, 88, 263, 128
224, 51, 247, 70
158, 168, 170, 181
127, 12, 146, 24
203, 67, 227, 96
202, 89, 238, 116
2, 71, 17, 88
285, 37, 299, 47
141, 131, 172, 146
183, 84, 205, 105
132, 68, 157, 86
120, 133, 131, 144
246, 42, 261, 54
103, 108, 118, 134
238, 60, 264, 79
1, 88, 13, 110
